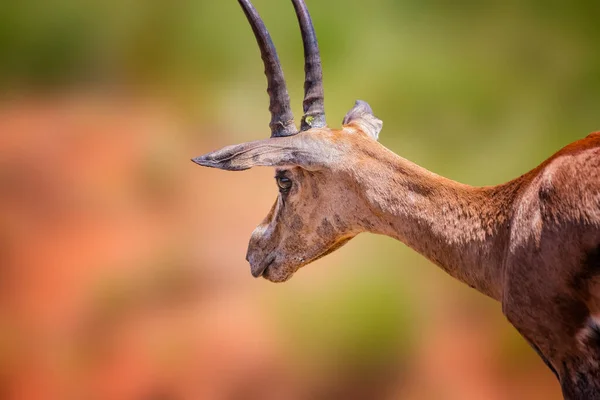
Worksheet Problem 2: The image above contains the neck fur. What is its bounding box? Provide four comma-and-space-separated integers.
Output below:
353, 145, 521, 300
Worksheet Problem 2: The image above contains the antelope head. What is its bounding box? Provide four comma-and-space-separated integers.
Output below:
193, 0, 384, 282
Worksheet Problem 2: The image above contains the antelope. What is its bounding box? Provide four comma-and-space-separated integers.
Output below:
192, 1, 600, 398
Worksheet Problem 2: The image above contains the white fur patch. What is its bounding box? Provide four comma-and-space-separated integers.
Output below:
576, 314, 600, 350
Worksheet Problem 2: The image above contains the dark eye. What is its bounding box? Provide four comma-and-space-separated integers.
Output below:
276, 176, 293, 192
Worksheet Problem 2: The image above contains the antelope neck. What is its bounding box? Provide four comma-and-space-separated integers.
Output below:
354, 147, 521, 300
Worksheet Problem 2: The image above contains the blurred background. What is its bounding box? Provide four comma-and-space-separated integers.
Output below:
1, 0, 599, 399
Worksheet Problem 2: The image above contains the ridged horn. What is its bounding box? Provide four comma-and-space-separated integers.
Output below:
291, 0, 326, 130
238, 0, 297, 137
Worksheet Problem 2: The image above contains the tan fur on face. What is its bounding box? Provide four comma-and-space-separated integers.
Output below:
246, 156, 367, 282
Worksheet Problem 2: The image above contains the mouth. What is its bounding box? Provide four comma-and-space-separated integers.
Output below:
251, 255, 275, 278
250, 237, 355, 281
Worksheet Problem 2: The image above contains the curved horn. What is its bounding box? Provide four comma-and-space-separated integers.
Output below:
238, 0, 297, 137
291, 0, 326, 130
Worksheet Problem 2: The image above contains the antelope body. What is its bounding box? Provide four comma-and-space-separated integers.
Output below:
193, 1, 600, 398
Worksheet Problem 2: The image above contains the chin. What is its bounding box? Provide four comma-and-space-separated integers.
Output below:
261, 265, 297, 283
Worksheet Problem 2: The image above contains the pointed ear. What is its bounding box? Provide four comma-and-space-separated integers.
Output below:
192, 135, 325, 171
342, 100, 383, 140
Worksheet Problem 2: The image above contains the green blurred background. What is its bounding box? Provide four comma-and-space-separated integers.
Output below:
2, 0, 599, 399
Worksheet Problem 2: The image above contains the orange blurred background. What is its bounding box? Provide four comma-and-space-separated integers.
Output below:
3, 0, 600, 399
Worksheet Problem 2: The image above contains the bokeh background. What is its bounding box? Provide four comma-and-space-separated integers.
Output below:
2, 0, 599, 399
